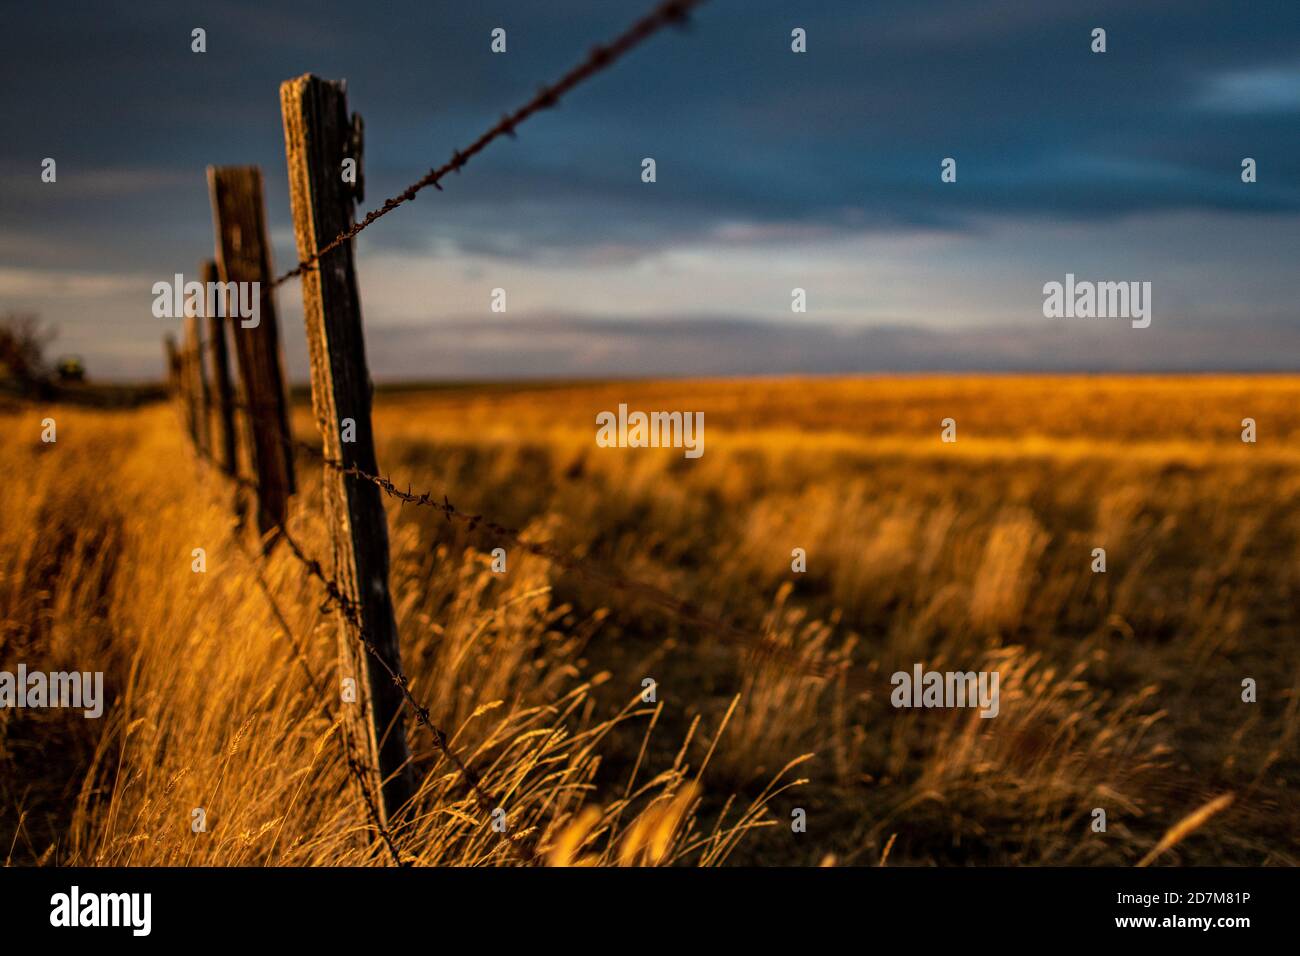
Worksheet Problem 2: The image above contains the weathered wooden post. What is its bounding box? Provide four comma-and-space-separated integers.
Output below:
207, 166, 296, 538
177, 332, 199, 448
163, 335, 180, 394
201, 259, 239, 477
280, 74, 414, 827
182, 311, 210, 455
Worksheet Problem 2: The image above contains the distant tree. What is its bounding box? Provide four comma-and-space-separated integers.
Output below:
0, 313, 57, 395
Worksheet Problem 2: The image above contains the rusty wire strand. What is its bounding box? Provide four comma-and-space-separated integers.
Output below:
188, 437, 408, 866
235, 538, 409, 867
270, 0, 705, 289
300, 446, 846, 686
189, 399, 844, 690
275, 522, 543, 865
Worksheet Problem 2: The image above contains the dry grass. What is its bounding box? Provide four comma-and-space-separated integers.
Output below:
2, 374, 1298, 865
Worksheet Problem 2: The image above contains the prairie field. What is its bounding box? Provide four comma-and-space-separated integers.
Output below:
2, 374, 1298, 866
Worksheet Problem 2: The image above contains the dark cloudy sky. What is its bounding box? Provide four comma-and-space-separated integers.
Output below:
2, 0, 1299, 380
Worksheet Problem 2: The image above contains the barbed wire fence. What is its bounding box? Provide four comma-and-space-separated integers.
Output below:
166, 0, 845, 865
191, 437, 540, 866
214, 398, 845, 683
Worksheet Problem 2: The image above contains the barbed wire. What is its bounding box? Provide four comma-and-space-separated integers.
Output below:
202, 420, 844, 688
230, 530, 408, 867
180, 378, 849, 690
188, 427, 540, 864
300, 447, 846, 686
269, 0, 706, 289
275, 522, 544, 865
181, 430, 408, 864
182, 392, 845, 864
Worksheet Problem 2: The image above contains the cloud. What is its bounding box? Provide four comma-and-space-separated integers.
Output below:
360, 313, 1300, 381
2, 0, 1298, 379
1197, 67, 1300, 113
0, 266, 147, 299
2, 166, 194, 201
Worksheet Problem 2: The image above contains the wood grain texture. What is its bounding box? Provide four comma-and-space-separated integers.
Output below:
201, 259, 239, 478
179, 319, 200, 449
207, 166, 296, 537
163, 334, 180, 394
280, 74, 414, 828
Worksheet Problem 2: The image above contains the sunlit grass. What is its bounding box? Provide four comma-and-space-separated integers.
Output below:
3, 374, 1297, 865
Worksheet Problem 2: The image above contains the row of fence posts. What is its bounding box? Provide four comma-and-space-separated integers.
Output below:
164, 74, 416, 843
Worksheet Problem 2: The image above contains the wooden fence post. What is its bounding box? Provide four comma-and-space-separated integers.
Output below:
163, 335, 180, 394
202, 259, 239, 478
207, 166, 296, 538
182, 311, 210, 455
182, 329, 201, 447
280, 74, 414, 827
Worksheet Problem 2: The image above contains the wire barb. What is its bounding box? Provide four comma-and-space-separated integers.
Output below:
269, 0, 708, 289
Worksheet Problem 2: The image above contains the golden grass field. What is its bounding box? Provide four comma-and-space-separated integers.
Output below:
2, 374, 1298, 866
